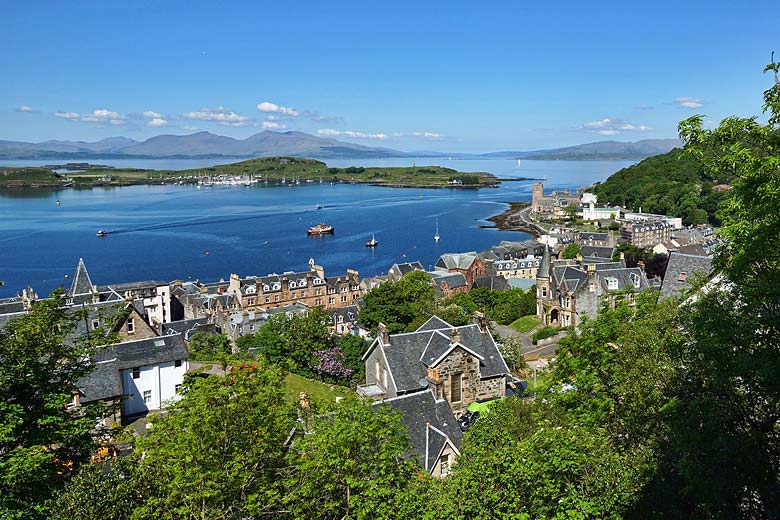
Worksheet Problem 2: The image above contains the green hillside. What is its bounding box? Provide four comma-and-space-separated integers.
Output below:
590, 149, 732, 225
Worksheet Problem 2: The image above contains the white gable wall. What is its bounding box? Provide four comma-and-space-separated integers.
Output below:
121, 359, 188, 417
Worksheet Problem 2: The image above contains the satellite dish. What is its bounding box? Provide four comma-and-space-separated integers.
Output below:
418, 377, 429, 389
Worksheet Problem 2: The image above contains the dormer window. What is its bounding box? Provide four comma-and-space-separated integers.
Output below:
127, 318, 135, 334
606, 277, 619, 290
630, 273, 641, 288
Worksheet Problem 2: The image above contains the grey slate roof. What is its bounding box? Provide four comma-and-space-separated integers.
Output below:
98, 333, 188, 370
70, 258, 93, 296
328, 305, 359, 323
436, 252, 479, 271
472, 275, 508, 291
538, 245, 551, 278
375, 389, 462, 472
77, 358, 121, 402
660, 252, 714, 300
162, 317, 209, 336
581, 245, 615, 259
578, 232, 609, 241
378, 318, 510, 395
431, 272, 468, 291
0, 297, 25, 315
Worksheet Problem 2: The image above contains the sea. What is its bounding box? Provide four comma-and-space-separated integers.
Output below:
0, 158, 634, 298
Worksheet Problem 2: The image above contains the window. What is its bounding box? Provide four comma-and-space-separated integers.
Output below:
292, 292, 297, 299
301, 290, 306, 297
341, 295, 347, 302
132, 367, 140, 379
92, 320, 100, 330
315, 288, 321, 296
175, 384, 182, 393
143, 390, 152, 404
541, 287, 547, 297
329, 297, 335, 305
175, 359, 182, 368
265, 296, 270, 303
440, 453, 451, 476
274, 295, 279, 302
315, 298, 322, 305
127, 318, 135, 334
450, 373, 462, 403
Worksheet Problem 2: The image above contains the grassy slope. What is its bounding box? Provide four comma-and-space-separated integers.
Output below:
510, 315, 541, 333
283, 372, 350, 404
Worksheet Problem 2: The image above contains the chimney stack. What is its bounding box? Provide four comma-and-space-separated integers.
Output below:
637, 260, 646, 273
451, 327, 461, 345
378, 322, 390, 345
474, 311, 488, 334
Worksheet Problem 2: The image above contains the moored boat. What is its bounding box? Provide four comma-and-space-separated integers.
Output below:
96, 230, 108, 237
307, 223, 334, 235
365, 234, 378, 247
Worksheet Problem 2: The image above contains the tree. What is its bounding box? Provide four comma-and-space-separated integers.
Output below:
187, 332, 232, 361
0, 293, 108, 519
338, 334, 370, 383
360, 270, 435, 333
564, 203, 580, 220
131, 363, 296, 519
562, 242, 583, 259
284, 394, 413, 519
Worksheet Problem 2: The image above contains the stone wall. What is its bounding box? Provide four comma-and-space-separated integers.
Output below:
434, 346, 504, 416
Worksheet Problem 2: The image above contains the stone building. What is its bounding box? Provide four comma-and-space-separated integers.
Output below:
435, 252, 486, 287
531, 183, 581, 214
535, 246, 651, 328
227, 261, 362, 312
620, 220, 674, 247
358, 314, 513, 477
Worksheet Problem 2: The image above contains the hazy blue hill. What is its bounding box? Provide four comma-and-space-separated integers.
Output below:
482, 138, 682, 160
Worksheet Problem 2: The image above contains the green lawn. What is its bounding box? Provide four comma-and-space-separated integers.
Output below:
284, 373, 351, 404
510, 315, 541, 334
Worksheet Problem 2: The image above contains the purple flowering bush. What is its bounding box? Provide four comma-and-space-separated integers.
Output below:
311, 347, 354, 380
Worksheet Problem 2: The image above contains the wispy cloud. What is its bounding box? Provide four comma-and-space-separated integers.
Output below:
302, 110, 344, 124
392, 131, 445, 139
257, 101, 299, 117
17, 105, 39, 113
142, 110, 168, 127
634, 104, 653, 110
183, 107, 249, 127
318, 128, 388, 140
582, 118, 653, 136
261, 121, 287, 130
55, 109, 128, 125
674, 97, 704, 109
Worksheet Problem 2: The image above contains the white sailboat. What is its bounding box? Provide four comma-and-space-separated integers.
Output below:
434, 219, 440, 242
516, 159, 522, 168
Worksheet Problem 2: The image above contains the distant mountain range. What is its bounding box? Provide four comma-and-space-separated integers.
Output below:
0, 131, 682, 161
481, 139, 683, 160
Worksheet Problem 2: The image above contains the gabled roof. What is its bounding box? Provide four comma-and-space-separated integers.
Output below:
436, 252, 479, 271
431, 272, 468, 290
660, 252, 714, 300
376, 318, 510, 394
77, 358, 121, 403
581, 245, 615, 259
472, 275, 508, 291
375, 389, 462, 472
70, 258, 93, 296
96, 333, 188, 370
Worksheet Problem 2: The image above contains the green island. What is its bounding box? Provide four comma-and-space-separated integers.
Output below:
0, 156, 498, 189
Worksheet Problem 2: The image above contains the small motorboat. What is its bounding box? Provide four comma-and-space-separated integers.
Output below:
56, 200, 61, 206
365, 234, 378, 247
316, 203, 322, 210
307, 223, 334, 235
96, 230, 109, 237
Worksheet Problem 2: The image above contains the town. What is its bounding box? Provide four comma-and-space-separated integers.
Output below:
0, 181, 718, 481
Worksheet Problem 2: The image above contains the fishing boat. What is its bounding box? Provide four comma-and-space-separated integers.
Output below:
316, 203, 322, 210
365, 234, 378, 247
96, 230, 109, 237
307, 223, 334, 235
434, 219, 441, 242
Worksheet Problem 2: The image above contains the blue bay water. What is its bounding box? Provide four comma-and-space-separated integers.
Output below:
0, 158, 633, 297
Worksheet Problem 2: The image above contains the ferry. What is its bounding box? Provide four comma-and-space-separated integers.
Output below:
365, 234, 378, 247
307, 223, 334, 235
96, 230, 109, 237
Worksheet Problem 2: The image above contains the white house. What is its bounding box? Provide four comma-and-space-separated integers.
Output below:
77, 333, 189, 422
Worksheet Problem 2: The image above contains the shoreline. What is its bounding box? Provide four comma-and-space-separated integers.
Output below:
487, 202, 546, 237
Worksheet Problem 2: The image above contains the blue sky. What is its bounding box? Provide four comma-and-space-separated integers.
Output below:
2, 0, 777, 152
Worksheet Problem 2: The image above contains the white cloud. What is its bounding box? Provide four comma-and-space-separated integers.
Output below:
55, 108, 127, 125
675, 97, 704, 109
582, 118, 653, 136
147, 118, 168, 127
261, 121, 287, 130
180, 125, 200, 131
318, 128, 388, 140
183, 107, 249, 127
143, 110, 163, 119
17, 105, 39, 113
257, 101, 299, 116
